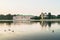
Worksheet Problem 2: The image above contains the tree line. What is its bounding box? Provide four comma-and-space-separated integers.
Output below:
0, 12, 60, 20
0, 14, 16, 20
31, 12, 60, 20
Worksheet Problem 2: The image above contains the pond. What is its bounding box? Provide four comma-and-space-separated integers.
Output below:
0, 21, 60, 40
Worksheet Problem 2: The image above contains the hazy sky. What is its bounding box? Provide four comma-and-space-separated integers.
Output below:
0, 0, 60, 16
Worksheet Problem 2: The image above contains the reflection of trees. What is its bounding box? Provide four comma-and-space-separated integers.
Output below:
6, 21, 13, 25
34, 21, 60, 27
39, 21, 51, 27
33, 21, 59, 27
0, 22, 14, 32
46, 21, 51, 27
57, 21, 60, 24
0, 21, 13, 25
39, 21, 47, 27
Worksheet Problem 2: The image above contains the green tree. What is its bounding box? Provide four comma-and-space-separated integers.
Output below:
48, 12, 51, 19
6, 14, 13, 20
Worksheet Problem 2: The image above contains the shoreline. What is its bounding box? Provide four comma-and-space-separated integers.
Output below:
0, 19, 60, 22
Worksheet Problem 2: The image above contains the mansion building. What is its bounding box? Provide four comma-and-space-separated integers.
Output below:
13, 15, 34, 21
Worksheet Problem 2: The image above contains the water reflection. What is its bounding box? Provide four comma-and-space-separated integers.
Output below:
1, 21, 59, 27
0, 21, 60, 32
32, 21, 60, 27
0, 21, 60, 40
39, 21, 52, 27
0, 21, 59, 31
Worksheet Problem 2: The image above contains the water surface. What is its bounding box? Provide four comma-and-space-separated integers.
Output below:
0, 21, 60, 40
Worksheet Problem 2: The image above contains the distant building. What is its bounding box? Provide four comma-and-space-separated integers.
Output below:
13, 15, 34, 21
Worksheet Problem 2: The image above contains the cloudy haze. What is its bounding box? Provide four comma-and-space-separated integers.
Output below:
0, 0, 60, 16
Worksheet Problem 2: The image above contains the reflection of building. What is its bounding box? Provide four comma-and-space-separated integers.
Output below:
13, 15, 34, 22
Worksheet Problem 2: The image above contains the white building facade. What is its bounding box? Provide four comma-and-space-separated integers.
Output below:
13, 15, 34, 21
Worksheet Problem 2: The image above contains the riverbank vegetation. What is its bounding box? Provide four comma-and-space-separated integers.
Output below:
0, 14, 16, 20
31, 12, 60, 20
0, 12, 60, 20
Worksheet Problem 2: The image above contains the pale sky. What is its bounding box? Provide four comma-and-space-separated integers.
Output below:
0, 0, 60, 16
